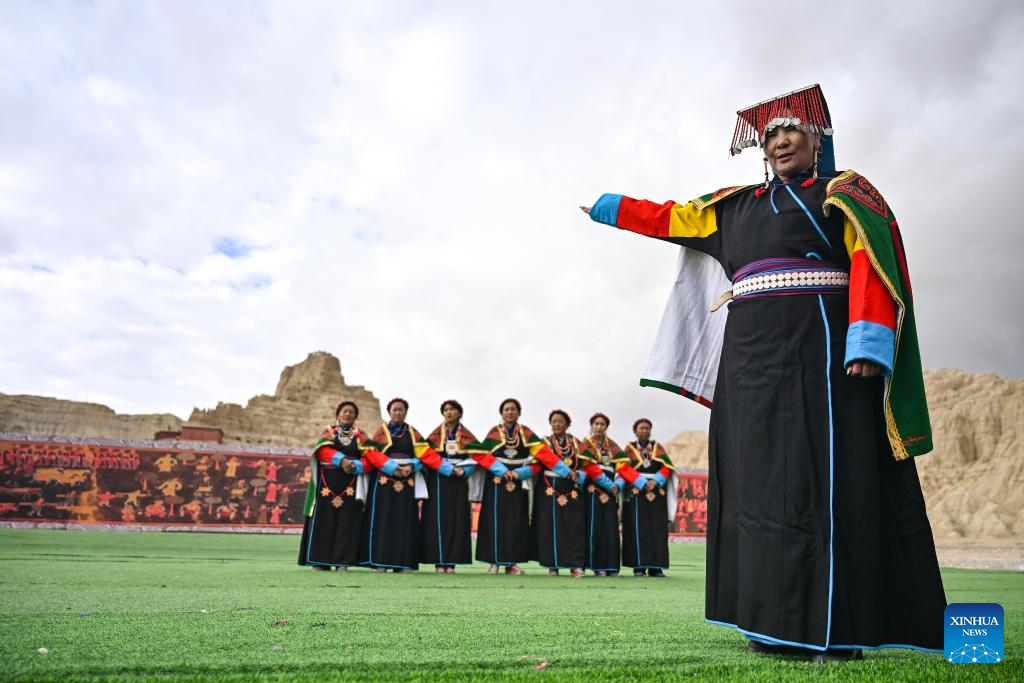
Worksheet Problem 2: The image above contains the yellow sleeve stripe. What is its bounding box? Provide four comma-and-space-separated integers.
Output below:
668, 202, 718, 239
843, 217, 865, 258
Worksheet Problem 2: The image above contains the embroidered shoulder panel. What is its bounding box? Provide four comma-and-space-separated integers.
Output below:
826, 170, 892, 220
689, 185, 756, 211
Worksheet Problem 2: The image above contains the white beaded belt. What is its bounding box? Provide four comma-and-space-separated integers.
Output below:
733, 269, 849, 296
707, 257, 850, 311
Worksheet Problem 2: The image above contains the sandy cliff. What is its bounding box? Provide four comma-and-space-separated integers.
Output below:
0, 352, 382, 447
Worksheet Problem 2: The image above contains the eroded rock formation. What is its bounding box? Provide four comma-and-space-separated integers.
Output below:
187, 352, 383, 445
0, 352, 382, 447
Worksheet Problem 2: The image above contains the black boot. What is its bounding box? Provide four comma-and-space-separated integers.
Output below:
647, 568, 666, 578
747, 641, 811, 659
633, 568, 646, 577
810, 648, 863, 663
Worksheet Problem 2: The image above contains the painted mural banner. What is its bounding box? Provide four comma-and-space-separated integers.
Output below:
1, 433, 709, 536
0, 434, 310, 529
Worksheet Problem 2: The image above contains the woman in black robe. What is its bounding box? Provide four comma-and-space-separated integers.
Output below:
582, 85, 946, 660
616, 419, 674, 578
579, 412, 621, 577
472, 398, 568, 575
298, 400, 366, 570
358, 398, 442, 573
420, 399, 479, 572
530, 410, 587, 577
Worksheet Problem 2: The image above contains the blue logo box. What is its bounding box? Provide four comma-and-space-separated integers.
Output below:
945, 603, 1003, 663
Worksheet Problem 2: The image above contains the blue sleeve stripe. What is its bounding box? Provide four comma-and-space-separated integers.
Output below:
614, 477, 625, 490
330, 453, 345, 467
590, 193, 623, 226
845, 320, 895, 376
514, 465, 534, 480
594, 475, 614, 492
437, 460, 454, 477
380, 459, 398, 476
552, 461, 572, 479
633, 475, 650, 490
652, 472, 667, 488
489, 461, 509, 476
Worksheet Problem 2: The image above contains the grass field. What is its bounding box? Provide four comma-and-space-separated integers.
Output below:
0, 529, 1020, 681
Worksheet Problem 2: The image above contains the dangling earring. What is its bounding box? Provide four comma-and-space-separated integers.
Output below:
802, 146, 821, 187
755, 157, 770, 197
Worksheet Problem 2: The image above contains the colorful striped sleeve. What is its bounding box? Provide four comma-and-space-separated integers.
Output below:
589, 193, 718, 243
844, 218, 896, 375
412, 428, 453, 476
527, 438, 570, 478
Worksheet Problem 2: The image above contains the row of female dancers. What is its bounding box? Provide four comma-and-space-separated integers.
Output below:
297, 397, 677, 576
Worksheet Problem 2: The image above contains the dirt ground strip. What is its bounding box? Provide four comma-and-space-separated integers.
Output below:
935, 540, 1024, 570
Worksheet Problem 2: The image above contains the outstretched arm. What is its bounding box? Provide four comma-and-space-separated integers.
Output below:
581, 194, 720, 255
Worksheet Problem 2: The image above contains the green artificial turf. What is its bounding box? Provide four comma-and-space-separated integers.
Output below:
0, 529, 1020, 681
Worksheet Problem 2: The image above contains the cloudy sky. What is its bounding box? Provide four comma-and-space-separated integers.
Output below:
1, 0, 1022, 445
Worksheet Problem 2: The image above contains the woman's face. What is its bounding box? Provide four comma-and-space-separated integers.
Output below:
501, 402, 520, 424
442, 404, 461, 425
763, 125, 818, 181
591, 418, 608, 438
337, 405, 357, 425
634, 423, 652, 442
389, 402, 407, 424
549, 414, 568, 436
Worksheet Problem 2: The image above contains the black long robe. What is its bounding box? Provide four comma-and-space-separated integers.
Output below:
475, 442, 532, 566
665, 176, 946, 651
583, 438, 621, 573
359, 429, 420, 570
530, 435, 586, 570
621, 446, 670, 570
298, 432, 364, 567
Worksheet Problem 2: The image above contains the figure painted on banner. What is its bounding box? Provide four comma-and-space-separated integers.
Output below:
264, 482, 278, 503
154, 453, 177, 473
298, 401, 369, 571
158, 478, 182, 498
229, 479, 248, 500
579, 412, 622, 577
225, 456, 241, 478
182, 499, 202, 522
196, 474, 213, 496
195, 456, 210, 474
471, 398, 570, 575
354, 398, 448, 573
266, 462, 279, 483
582, 84, 945, 659
269, 505, 281, 525
122, 502, 136, 522
421, 400, 481, 573
614, 419, 676, 578
532, 410, 587, 577
144, 501, 167, 518
254, 460, 269, 478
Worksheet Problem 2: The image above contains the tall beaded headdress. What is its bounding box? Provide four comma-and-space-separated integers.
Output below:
729, 83, 833, 156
